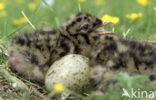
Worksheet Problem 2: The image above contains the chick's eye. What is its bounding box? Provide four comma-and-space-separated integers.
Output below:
81, 24, 89, 30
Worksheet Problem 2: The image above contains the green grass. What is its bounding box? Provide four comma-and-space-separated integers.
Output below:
1, 0, 156, 39
0, 0, 156, 99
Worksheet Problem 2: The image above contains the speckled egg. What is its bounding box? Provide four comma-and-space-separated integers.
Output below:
45, 54, 90, 93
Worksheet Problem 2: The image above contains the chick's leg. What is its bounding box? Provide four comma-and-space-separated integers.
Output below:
8, 49, 46, 84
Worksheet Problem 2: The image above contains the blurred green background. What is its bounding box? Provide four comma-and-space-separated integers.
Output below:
0, 0, 156, 41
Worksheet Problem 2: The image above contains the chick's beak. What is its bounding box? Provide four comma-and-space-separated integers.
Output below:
97, 21, 115, 35
102, 21, 114, 26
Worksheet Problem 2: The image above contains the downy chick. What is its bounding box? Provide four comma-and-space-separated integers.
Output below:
8, 13, 113, 83
90, 34, 156, 91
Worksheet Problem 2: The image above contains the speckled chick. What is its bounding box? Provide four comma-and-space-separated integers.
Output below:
90, 34, 156, 91
8, 13, 112, 84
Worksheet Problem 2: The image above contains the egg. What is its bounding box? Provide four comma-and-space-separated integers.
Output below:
45, 54, 90, 93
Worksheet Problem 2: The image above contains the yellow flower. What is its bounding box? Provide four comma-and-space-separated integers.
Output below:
13, 17, 28, 25
126, 13, 143, 20
53, 83, 65, 93
136, 0, 149, 6
101, 14, 119, 24
0, 2, 5, 10
0, 10, 7, 16
94, 0, 104, 5
28, 2, 37, 11
78, 0, 86, 3
15, 0, 24, 3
